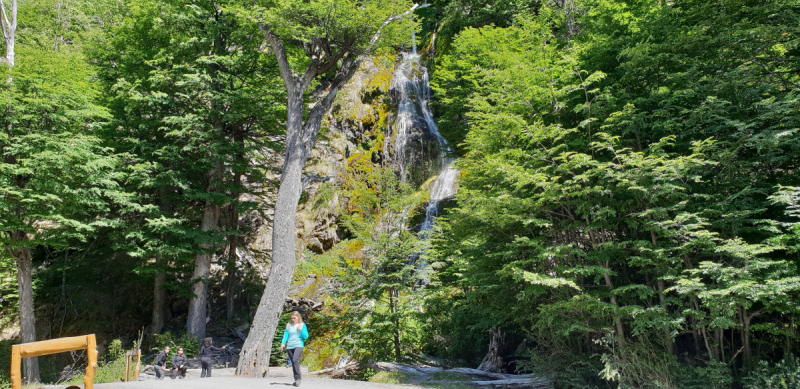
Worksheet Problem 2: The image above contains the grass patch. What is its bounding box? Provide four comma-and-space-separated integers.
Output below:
369, 371, 416, 384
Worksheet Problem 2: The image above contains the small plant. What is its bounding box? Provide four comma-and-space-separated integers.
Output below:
152, 332, 200, 359
270, 312, 291, 366
63, 339, 128, 385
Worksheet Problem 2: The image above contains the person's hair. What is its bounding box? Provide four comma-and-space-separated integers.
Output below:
286, 311, 304, 329
164, 346, 170, 350
203, 337, 212, 347
177, 348, 183, 352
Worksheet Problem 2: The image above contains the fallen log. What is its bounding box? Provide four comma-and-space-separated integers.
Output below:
309, 361, 359, 377
448, 367, 530, 381
465, 377, 552, 389
370, 361, 444, 375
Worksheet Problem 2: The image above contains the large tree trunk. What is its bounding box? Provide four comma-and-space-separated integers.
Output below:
226, 170, 242, 321
187, 201, 221, 339
477, 328, 510, 373
226, 204, 239, 322
237, 91, 306, 377
150, 200, 171, 336
151, 264, 167, 336
10, 231, 39, 383
603, 271, 625, 346
236, 9, 416, 373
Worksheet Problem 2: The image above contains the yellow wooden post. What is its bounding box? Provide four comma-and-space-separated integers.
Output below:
133, 350, 141, 381
84, 334, 97, 389
10, 345, 21, 389
124, 352, 130, 382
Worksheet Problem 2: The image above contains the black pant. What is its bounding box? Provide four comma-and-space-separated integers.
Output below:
155, 365, 166, 379
287, 347, 303, 382
201, 357, 212, 378
172, 366, 187, 379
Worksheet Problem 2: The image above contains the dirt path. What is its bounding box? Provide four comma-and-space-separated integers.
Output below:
92, 367, 424, 389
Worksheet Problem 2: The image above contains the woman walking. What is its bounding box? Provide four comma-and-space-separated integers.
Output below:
198, 337, 224, 378
280, 312, 309, 387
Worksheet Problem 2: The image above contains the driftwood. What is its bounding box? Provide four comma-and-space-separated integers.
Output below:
448, 367, 517, 380
369, 362, 552, 389
370, 361, 445, 375
309, 361, 359, 378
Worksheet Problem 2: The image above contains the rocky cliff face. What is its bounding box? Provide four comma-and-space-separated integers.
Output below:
233, 55, 401, 282
204, 53, 447, 317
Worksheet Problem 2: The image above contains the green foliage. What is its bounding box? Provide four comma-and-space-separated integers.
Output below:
239, 0, 416, 62
63, 339, 129, 385
743, 355, 800, 389
599, 335, 678, 389
426, 0, 800, 385
0, 34, 135, 256
0, 255, 17, 329
0, 340, 16, 388
152, 332, 200, 359
676, 360, 734, 389
271, 312, 291, 366
333, 157, 429, 362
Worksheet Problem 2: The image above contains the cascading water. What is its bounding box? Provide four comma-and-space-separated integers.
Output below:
387, 51, 458, 271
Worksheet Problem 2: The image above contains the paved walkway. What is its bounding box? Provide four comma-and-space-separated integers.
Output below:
92, 367, 423, 389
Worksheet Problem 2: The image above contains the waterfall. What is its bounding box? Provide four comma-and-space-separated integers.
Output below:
388, 52, 458, 274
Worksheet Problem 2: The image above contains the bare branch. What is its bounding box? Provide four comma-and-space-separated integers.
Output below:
0, 0, 10, 39
301, 53, 361, 151
369, 4, 419, 48
298, 2, 421, 151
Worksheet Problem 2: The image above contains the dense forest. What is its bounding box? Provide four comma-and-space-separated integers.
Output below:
1, 0, 799, 388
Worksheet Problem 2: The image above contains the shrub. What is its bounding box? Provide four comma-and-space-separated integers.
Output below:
675, 360, 733, 389
743, 355, 800, 389
151, 332, 199, 359
63, 339, 128, 385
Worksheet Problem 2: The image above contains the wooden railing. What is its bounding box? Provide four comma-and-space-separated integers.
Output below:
10, 334, 97, 389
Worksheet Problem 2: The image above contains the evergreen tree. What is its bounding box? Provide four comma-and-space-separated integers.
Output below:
94, 0, 284, 340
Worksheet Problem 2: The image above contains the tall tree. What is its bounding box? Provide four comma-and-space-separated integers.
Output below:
0, 0, 131, 382
95, 0, 283, 340
234, 0, 416, 377
0, 52, 132, 383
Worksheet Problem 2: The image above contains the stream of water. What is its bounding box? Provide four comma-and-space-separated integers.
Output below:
389, 51, 458, 268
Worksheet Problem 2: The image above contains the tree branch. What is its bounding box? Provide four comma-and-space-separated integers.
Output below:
298, 3, 420, 148
259, 23, 299, 94
301, 53, 361, 151
0, 0, 11, 40
369, 4, 420, 48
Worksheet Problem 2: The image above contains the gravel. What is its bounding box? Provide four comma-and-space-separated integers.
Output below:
91, 367, 424, 389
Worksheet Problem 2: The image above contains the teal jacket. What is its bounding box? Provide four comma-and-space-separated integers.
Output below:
281, 323, 309, 349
